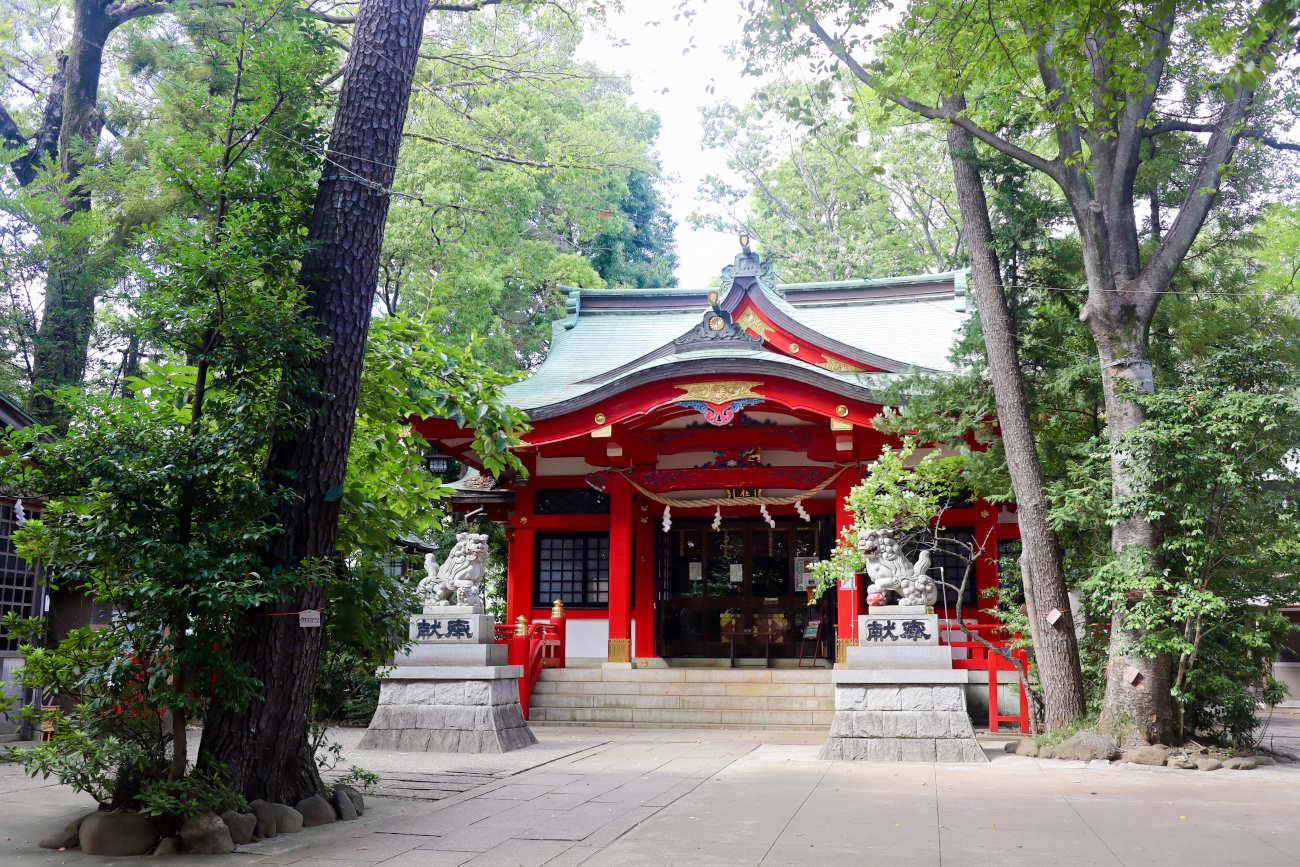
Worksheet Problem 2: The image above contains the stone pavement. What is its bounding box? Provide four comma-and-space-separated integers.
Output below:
3, 716, 1299, 866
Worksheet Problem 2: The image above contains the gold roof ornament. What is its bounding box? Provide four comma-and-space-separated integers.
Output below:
735, 308, 768, 339
671, 381, 764, 406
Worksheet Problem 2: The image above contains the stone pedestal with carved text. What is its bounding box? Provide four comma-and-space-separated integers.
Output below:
359, 607, 536, 753
820, 605, 986, 762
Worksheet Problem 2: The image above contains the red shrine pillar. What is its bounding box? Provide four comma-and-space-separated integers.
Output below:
606, 475, 634, 663
506, 487, 535, 629
834, 465, 862, 664
633, 508, 657, 659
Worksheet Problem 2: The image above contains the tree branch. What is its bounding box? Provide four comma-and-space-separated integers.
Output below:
401, 130, 634, 171
1137, 20, 1287, 313
1146, 120, 1300, 152
1, 54, 65, 187
801, 12, 1061, 180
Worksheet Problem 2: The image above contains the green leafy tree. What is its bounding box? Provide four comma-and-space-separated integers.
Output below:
693, 78, 963, 280
746, 0, 1300, 743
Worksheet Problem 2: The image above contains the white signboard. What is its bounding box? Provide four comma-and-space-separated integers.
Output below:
298, 609, 322, 628
729, 563, 744, 584
689, 561, 703, 582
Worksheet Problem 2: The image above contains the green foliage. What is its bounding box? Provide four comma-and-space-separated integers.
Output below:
138, 766, 246, 819
1097, 331, 1300, 745
693, 77, 963, 280
812, 442, 968, 596
378, 4, 675, 371
10, 712, 153, 807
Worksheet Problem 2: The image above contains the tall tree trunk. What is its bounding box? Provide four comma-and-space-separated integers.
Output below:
197, 0, 427, 803
28, 0, 112, 426
942, 94, 1086, 730
1084, 299, 1174, 744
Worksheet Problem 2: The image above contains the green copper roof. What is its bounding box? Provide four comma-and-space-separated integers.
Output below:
506, 264, 971, 414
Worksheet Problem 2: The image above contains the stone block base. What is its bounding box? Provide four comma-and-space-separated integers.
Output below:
359, 676, 536, 754
820, 682, 987, 763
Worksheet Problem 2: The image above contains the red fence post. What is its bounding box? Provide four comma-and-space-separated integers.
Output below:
509, 615, 530, 717
550, 599, 566, 667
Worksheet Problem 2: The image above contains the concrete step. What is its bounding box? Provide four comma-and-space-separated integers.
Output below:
530, 692, 831, 711
537, 667, 831, 683
530, 706, 835, 727
528, 667, 834, 730
531, 680, 833, 698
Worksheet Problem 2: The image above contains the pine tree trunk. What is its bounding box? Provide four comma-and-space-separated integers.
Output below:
28, 0, 111, 426
197, 0, 427, 802
942, 95, 1086, 730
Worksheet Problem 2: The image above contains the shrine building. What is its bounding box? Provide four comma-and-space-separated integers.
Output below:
414, 243, 1023, 687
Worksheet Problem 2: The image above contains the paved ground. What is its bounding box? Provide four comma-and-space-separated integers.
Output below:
2, 713, 1299, 866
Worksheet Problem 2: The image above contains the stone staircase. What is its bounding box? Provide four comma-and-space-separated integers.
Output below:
529, 666, 834, 729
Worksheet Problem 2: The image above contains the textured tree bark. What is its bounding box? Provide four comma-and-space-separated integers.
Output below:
28, 0, 112, 426
1085, 299, 1174, 744
197, 0, 428, 803
942, 94, 1086, 730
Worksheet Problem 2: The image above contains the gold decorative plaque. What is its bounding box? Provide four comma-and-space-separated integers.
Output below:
835, 404, 850, 417
671, 380, 764, 406
734, 308, 769, 339
818, 357, 863, 373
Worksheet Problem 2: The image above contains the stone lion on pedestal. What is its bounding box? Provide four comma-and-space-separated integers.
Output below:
857, 528, 938, 607
417, 532, 488, 611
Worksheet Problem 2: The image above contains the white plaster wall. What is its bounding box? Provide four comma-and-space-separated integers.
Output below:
1275, 662, 1300, 707
563, 617, 609, 664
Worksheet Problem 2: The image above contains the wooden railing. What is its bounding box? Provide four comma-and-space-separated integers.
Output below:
493, 600, 566, 719
939, 622, 1031, 734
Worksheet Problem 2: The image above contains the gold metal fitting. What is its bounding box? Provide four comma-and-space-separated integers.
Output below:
593, 412, 606, 424
835, 404, 849, 418
515, 615, 529, 635
789, 342, 799, 353
551, 599, 565, 619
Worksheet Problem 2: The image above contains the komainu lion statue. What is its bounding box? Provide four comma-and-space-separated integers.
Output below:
857, 528, 938, 607
417, 532, 488, 610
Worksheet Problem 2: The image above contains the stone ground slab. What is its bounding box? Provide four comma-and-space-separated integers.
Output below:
1, 712, 1299, 865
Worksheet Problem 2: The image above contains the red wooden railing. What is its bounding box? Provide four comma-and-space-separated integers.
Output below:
939, 622, 1031, 734
493, 600, 566, 719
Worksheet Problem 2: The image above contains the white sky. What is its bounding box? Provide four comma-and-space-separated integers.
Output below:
576, 3, 756, 289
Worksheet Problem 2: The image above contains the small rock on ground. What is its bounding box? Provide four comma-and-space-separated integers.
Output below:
78, 811, 158, 857
1125, 745, 1170, 766
220, 810, 257, 844
1166, 756, 1196, 769
154, 836, 183, 856
180, 813, 235, 855
335, 783, 364, 816
295, 794, 337, 827
1223, 757, 1256, 770
1014, 739, 1038, 757
1195, 758, 1222, 771
333, 787, 358, 820
1251, 756, 1274, 766
38, 810, 96, 851
1053, 731, 1119, 762
271, 803, 303, 834
249, 799, 277, 839
1039, 744, 1055, 759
